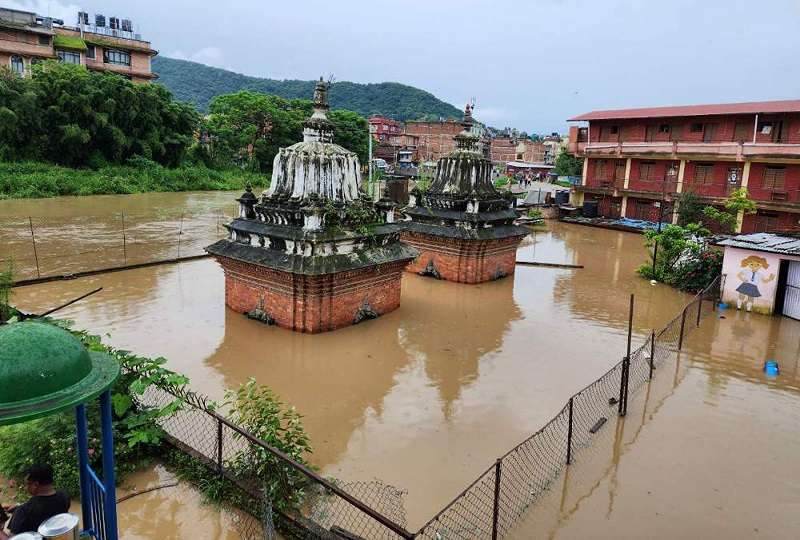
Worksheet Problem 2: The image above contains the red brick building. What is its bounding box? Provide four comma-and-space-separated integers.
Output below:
369, 116, 403, 143
568, 100, 800, 233
490, 137, 545, 164
404, 120, 463, 162
0, 8, 157, 82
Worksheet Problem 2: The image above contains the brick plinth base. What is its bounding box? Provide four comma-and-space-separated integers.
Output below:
214, 256, 409, 333
401, 231, 524, 284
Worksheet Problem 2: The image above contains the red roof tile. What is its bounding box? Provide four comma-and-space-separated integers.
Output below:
568, 99, 800, 122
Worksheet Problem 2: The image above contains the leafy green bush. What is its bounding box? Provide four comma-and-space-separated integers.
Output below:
667, 249, 723, 293
637, 223, 708, 282
0, 161, 265, 199
223, 379, 312, 511
637, 223, 721, 292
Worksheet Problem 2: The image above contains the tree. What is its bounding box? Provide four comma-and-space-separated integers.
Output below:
0, 62, 198, 167
638, 223, 709, 282
553, 149, 583, 176
201, 90, 371, 172
702, 187, 757, 233
675, 191, 705, 226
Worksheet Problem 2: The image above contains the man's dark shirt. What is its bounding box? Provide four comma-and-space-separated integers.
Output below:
8, 491, 70, 534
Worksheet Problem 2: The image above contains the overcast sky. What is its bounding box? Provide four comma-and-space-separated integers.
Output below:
8, 0, 800, 133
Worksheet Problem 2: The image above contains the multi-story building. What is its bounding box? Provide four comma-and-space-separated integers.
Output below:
490, 137, 545, 165
404, 119, 463, 162
567, 100, 800, 233
542, 134, 564, 165
368, 116, 403, 143
0, 8, 157, 82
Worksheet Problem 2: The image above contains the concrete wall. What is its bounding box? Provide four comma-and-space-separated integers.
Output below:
721, 246, 800, 314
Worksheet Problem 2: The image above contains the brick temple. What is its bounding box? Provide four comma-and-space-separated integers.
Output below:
402, 104, 528, 284
206, 79, 416, 333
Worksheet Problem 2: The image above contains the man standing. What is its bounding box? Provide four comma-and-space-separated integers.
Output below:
1, 464, 70, 538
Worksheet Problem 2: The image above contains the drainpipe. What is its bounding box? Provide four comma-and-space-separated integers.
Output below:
752, 113, 759, 144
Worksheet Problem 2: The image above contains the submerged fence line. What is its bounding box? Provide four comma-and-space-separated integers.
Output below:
131, 371, 414, 540
413, 275, 721, 539
2, 210, 234, 284
130, 275, 721, 539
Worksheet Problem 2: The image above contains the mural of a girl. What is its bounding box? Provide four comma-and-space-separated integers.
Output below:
735, 255, 776, 311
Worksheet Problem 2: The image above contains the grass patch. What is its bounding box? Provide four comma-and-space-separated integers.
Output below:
0, 161, 266, 200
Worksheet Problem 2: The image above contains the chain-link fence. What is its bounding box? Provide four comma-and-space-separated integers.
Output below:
123, 275, 720, 540
130, 378, 413, 540
1, 210, 236, 282
414, 276, 721, 539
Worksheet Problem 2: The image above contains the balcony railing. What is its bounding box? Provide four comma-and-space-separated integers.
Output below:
583, 141, 800, 160
584, 177, 624, 191
625, 177, 678, 194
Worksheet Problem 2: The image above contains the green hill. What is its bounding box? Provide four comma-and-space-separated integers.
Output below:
152, 56, 463, 121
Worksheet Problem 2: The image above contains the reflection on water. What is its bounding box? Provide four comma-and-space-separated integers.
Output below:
11, 221, 800, 536
10, 222, 686, 527
117, 465, 249, 540
512, 307, 800, 540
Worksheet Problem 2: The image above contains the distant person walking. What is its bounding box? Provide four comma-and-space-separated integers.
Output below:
1, 464, 70, 538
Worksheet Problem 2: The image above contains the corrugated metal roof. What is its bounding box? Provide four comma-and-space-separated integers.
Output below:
568, 99, 800, 122
718, 233, 800, 255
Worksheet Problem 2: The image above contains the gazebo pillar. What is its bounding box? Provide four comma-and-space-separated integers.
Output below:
100, 390, 119, 539
0, 321, 121, 540
75, 391, 119, 540
75, 403, 91, 531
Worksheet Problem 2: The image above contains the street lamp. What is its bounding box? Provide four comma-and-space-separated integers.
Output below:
368, 124, 377, 199
652, 164, 677, 277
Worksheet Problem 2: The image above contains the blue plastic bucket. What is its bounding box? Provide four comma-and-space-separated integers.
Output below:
764, 360, 779, 377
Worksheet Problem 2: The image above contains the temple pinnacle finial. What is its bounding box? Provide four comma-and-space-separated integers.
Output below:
313, 77, 329, 110
462, 103, 474, 131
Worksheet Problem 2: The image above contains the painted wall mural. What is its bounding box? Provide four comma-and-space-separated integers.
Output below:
722, 247, 780, 315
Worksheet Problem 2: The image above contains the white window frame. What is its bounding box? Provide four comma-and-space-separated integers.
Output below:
10, 55, 24, 75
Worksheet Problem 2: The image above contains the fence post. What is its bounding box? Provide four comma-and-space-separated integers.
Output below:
619, 294, 634, 416
121, 212, 128, 265
618, 357, 629, 416
648, 330, 655, 380
678, 307, 687, 350
28, 216, 41, 279
492, 458, 502, 540
696, 296, 702, 326
566, 397, 574, 465
216, 417, 223, 474
177, 213, 185, 258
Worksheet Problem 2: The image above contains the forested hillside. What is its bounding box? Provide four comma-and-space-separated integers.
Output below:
152, 56, 463, 121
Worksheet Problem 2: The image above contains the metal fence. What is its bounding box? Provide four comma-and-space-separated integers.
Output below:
413, 276, 721, 539
127, 276, 720, 540
131, 378, 414, 540
1, 210, 235, 283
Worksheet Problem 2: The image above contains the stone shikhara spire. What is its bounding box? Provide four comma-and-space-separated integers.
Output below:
265, 77, 361, 205
206, 77, 416, 333
420, 103, 498, 200
401, 101, 529, 284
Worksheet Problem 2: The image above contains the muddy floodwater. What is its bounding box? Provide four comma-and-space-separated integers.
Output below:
0, 191, 239, 280
7, 194, 800, 538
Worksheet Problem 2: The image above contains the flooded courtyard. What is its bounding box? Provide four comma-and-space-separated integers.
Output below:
6, 192, 800, 538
